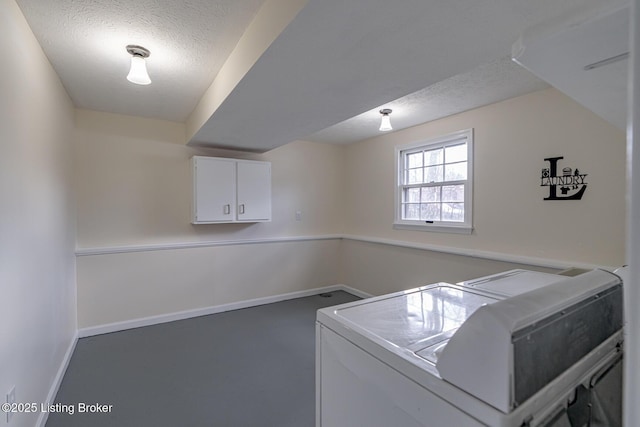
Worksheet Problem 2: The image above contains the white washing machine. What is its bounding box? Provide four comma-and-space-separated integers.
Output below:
316, 269, 623, 427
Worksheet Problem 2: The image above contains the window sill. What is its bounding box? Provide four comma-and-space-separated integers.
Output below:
393, 222, 473, 235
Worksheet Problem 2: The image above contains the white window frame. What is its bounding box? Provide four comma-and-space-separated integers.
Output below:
394, 129, 473, 234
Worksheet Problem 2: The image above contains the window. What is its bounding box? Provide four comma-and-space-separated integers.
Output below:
394, 129, 473, 234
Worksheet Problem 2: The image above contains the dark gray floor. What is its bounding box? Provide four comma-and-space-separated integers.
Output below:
46, 291, 359, 427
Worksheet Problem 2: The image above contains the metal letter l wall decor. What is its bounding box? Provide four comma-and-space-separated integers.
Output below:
540, 156, 588, 200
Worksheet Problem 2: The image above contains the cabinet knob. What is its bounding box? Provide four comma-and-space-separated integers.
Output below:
239, 204, 245, 214
224, 204, 231, 215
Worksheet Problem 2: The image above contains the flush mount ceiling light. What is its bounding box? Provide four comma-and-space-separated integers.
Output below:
126, 45, 151, 85
379, 108, 393, 131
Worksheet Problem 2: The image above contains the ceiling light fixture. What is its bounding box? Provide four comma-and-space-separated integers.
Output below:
379, 109, 393, 131
126, 45, 151, 85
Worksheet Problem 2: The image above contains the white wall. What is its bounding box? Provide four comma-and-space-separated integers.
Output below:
74, 110, 345, 328
340, 239, 558, 296
75, 109, 344, 247
340, 88, 626, 295
77, 239, 341, 328
75, 88, 627, 327
344, 88, 626, 268
0, 1, 77, 426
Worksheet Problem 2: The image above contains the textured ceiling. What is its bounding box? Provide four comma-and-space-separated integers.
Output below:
15, 0, 627, 149
15, 0, 265, 121
188, 0, 624, 151
304, 57, 550, 145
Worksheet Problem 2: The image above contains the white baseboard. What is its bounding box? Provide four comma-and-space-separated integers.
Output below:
37, 331, 79, 427
78, 284, 370, 338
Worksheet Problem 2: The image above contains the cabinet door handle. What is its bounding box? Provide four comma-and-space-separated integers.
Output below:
224, 204, 231, 215
239, 204, 245, 214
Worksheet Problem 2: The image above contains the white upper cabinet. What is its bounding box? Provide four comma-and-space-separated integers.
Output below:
192, 156, 272, 224
192, 157, 236, 223
236, 161, 272, 222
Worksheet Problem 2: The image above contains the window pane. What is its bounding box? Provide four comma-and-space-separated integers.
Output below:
421, 203, 441, 221
421, 186, 440, 202
442, 203, 464, 221
407, 152, 423, 168
425, 148, 443, 166
397, 131, 472, 227
444, 162, 467, 181
442, 185, 464, 202
407, 168, 423, 184
425, 165, 443, 183
405, 188, 421, 203
445, 143, 467, 163
404, 203, 420, 220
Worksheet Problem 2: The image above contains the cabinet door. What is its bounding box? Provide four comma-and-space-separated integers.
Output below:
192, 157, 236, 223
237, 161, 271, 222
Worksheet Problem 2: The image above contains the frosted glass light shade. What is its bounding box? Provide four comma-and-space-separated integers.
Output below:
127, 56, 151, 85
379, 114, 392, 131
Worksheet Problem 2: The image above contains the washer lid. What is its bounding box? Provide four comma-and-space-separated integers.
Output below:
333, 284, 498, 358
460, 269, 564, 297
